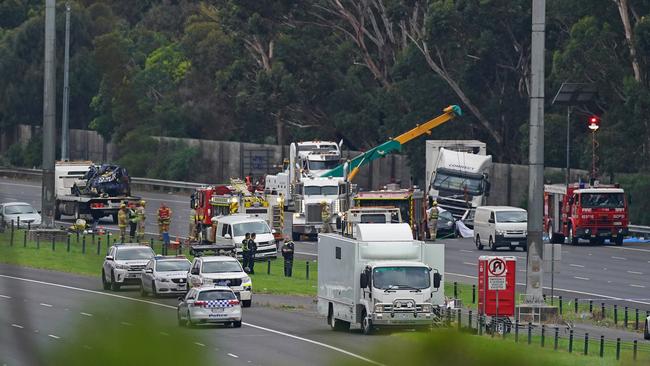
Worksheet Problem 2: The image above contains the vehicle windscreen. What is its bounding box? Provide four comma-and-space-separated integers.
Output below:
373, 267, 430, 290
4, 204, 35, 215
580, 193, 625, 208
308, 160, 339, 170
360, 214, 387, 223
356, 199, 410, 224
232, 221, 270, 236
115, 248, 154, 260
432, 173, 483, 195
495, 211, 527, 223
304, 185, 338, 196
156, 260, 191, 272
202, 261, 242, 273
198, 290, 236, 301
439, 210, 454, 222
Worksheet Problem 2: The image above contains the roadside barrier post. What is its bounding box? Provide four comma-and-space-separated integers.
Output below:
541, 325, 545, 348
635, 309, 639, 330
92, 233, 95, 247
574, 298, 578, 313
97, 237, 101, 255
10, 220, 14, 245
599, 335, 604, 358
514, 320, 519, 342
468, 310, 473, 330
616, 338, 621, 360
267, 259, 271, 275
27, 221, 31, 231
76, 231, 79, 243
614, 304, 618, 325
16, 217, 20, 228
584, 333, 589, 355
569, 330, 574, 353
446, 307, 451, 327
624, 306, 628, 328
457, 309, 461, 330
107, 232, 111, 246
36, 234, 40, 249
305, 261, 310, 280
472, 285, 476, 304
67, 234, 70, 252
150, 238, 154, 249
23, 230, 27, 247
478, 315, 483, 336
589, 300, 593, 313
81, 235, 85, 254
559, 296, 563, 314
453, 282, 457, 299
51, 235, 55, 251
554, 327, 559, 350
633, 340, 638, 361
601, 303, 605, 318
527, 322, 532, 345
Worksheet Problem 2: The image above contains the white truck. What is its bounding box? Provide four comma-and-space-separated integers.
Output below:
425, 140, 492, 220
54, 161, 140, 223
318, 223, 444, 334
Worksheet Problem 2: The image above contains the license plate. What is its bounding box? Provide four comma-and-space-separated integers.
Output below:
211, 308, 224, 313
511, 242, 519, 245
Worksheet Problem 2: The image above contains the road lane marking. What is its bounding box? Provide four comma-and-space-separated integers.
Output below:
228, 353, 239, 358
295, 251, 317, 257
462, 262, 474, 266
80, 312, 93, 317
194, 342, 206, 347
611, 256, 626, 260
443, 272, 650, 306
630, 284, 646, 288
39, 303, 53, 307
48, 334, 60, 339
0, 295, 11, 299
574, 276, 590, 281
0, 274, 384, 366
607, 246, 650, 253
569, 264, 585, 268
11, 324, 23, 329
627, 271, 643, 275
460, 250, 473, 253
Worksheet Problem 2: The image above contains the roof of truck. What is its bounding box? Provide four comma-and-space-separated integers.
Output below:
574, 188, 624, 194
356, 223, 413, 241
477, 206, 526, 212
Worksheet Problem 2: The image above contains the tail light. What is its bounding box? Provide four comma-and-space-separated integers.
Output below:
228, 299, 240, 305
192, 301, 207, 307
91, 203, 105, 208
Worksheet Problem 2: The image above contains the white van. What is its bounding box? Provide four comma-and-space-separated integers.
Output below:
213, 215, 278, 259
474, 206, 527, 251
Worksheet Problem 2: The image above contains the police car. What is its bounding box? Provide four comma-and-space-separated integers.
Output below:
140, 256, 191, 297
102, 244, 155, 291
177, 286, 242, 328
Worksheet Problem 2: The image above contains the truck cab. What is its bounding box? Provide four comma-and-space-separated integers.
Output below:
291, 177, 348, 240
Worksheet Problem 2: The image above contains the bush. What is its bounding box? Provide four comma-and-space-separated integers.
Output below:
2, 135, 42, 168
617, 173, 650, 225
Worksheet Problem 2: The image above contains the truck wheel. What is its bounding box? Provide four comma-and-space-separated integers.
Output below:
475, 235, 483, 250
568, 226, 579, 245
233, 320, 242, 328
242, 299, 252, 308
101, 269, 110, 290
614, 236, 624, 246
361, 311, 373, 335
489, 236, 496, 251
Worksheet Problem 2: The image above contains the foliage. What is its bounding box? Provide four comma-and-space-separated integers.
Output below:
617, 173, 650, 225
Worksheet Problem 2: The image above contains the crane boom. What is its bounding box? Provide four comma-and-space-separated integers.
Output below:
321, 105, 462, 181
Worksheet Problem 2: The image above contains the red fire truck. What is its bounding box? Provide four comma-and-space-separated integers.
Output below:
544, 182, 629, 245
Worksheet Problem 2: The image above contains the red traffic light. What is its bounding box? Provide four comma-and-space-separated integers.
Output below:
588, 115, 600, 131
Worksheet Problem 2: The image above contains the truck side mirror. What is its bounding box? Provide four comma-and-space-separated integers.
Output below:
484, 181, 491, 197
360, 272, 368, 289
191, 268, 200, 275
488, 218, 495, 224
433, 271, 442, 289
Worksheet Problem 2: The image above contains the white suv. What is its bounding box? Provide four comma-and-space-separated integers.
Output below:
140, 256, 191, 297
102, 245, 155, 291
187, 256, 252, 307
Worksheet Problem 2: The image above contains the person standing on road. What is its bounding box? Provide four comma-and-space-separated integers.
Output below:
128, 204, 138, 242
242, 233, 251, 272
118, 203, 128, 242
427, 201, 439, 241
248, 233, 258, 274
281, 238, 295, 277
136, 200, 146, 242
157, 203, 172, 239
320, 201, 331, 233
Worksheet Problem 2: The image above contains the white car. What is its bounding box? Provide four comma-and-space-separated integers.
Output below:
177, 286, 242, 327
187, 256, 252, 307
212, 215, 278, 260
140, 256, 191, 297
0, 202, 42, 228
102, 245, 155, 291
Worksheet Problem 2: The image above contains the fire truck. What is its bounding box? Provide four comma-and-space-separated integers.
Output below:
353, 186, 428, 240
544, 182, 629, 245
191, 180, 283, 243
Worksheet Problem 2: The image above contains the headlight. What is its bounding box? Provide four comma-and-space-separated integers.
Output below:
115, 264, 129, 270
374, 304, 383, 313
496, 230, 506, 236
293, 213, 300, 219
421, 304, 433, 313
242, 276, 252, 285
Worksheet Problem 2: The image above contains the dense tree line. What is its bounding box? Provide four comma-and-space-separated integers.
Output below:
2, 0, 650, 182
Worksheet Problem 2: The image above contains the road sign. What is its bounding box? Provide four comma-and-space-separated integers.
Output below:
489, 276, 507, 290
488, 257, 506, 276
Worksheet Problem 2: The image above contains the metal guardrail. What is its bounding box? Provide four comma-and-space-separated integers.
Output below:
628, 225, 650, 235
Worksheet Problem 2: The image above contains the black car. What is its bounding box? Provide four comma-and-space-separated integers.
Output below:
436, 209, 457, 239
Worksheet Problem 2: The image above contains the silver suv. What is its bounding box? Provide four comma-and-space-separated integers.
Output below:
102, 244, 155, 291
140, 256, 191, 297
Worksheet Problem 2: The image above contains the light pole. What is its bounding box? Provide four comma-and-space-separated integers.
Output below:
61, 2, 71, 161
41, 0, 57, 228
588, 116, 600, 180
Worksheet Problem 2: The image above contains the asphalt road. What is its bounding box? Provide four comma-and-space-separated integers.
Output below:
2, 177, 650, 306
0, 263, 397, 366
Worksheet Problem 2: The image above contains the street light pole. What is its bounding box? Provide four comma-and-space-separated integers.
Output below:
41, 0, 57, 228
61, 2, 71, 161
566, 106, 571, 188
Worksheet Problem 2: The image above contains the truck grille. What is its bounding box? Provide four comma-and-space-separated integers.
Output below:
379, 304, 425, 312
306, 203, 322, 223
436, 197, 471, 219
212, 278, 242, 286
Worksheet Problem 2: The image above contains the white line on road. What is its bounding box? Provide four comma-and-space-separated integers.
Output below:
11, 324, 23, 329
569, 264, 585, 268
39, 303, 53, 307
459, 249, 473, 253
0, 274, 384, 366
462, 262, 474, 266
607, 246, 650, 253
80, 312, 93, 317
611, 256, 626, 260
228, 353, 239, 358
48, 334, 60, 339
0, 295, 11, 299
194, 342, 206, 347
627, 271, 643, 275
630, 284, 646, 288
295, 251, 317, 257
574, 276, 590, 281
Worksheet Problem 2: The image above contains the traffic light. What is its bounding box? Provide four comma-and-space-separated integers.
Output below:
588, 115, 600, 131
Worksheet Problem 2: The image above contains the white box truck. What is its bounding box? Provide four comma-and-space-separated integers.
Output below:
425, 140, 491, 220
317, 223, 444, 334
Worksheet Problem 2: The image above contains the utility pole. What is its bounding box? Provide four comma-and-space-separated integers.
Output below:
61, 2, 71, 161
41, 0, 57, 227
525, 0, 545, 304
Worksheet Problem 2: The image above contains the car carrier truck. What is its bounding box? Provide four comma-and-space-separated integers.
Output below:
318, 223, 444, 334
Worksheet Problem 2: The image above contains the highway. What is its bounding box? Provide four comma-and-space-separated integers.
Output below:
2, 177, 650, 309
0, 264, 393, 365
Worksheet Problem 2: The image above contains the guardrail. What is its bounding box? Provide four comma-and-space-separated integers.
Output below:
628, 225, 650, 236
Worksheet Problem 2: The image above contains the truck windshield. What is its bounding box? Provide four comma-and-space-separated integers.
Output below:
304, 185, 338, 196
308, 160, 339, 170
433, 173, 483, 195
373, 267, 430, 290
580, 193, 625, 208
496, 211, 527, 223
233, 221, 271, 236
360, 214, 387, 223
356, 199, 410, 224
